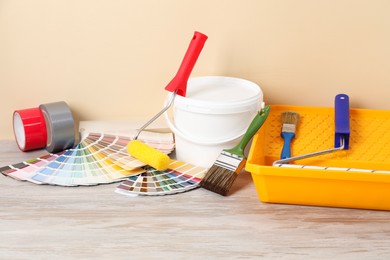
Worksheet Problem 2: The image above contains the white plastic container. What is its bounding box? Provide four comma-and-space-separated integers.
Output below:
164, 76, 263, 168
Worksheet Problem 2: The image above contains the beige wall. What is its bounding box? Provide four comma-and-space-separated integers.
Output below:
1, 0, 390, 139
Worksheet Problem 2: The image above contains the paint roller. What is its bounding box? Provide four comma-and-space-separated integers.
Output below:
127, 31, 208, 170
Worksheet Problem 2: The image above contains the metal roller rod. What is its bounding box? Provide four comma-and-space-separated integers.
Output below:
273, 137, 345, 165
133, 91, 177, 140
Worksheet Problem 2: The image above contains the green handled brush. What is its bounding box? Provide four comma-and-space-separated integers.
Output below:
200, 105, 270, 196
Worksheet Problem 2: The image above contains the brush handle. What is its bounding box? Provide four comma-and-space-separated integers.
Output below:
225, 106, 271, 158
165, 31, 208, 97
281, 132, 295, 159
334, 94, 350, 149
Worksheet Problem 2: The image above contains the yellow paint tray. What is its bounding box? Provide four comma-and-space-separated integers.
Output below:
246, 105, 390, 210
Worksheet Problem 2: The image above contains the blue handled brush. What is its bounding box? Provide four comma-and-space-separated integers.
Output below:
280, 111, 300, 159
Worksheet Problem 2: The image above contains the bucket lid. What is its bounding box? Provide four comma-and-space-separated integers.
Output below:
174, 76, 263, 114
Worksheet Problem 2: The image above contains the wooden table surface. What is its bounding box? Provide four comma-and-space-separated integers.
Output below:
1, 121, 390, 259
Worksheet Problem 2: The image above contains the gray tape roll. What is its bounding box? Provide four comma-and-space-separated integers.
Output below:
39, 101, 76, 153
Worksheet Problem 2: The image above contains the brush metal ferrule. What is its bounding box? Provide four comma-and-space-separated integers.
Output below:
215, 151, 246, 173
282, 123, 296, 133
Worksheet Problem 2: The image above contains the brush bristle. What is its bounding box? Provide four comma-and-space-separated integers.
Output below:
281, 111, 300, 133
281, 111, 300, 125
200, 164, 238, 196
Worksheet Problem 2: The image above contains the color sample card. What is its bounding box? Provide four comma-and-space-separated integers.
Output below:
0, 132, 175, 186
115, 160, 207, 196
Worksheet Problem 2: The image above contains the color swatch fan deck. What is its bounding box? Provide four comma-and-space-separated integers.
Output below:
0, 132, 175, 186
116, 160, 207, 196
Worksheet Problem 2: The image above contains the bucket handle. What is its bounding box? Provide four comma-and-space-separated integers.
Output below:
163, 93, 247, 146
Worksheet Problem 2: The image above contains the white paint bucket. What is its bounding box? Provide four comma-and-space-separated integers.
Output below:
164, 76, 263, 168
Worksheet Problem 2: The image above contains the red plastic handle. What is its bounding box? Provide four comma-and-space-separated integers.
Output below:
165, 31, 208, 97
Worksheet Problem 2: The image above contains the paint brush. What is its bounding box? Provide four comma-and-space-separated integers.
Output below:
280, 111, 300, 159
200, 105, 270, 196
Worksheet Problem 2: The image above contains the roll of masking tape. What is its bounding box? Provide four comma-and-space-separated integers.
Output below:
13, 107, 48, 151
39, 101, 76, 153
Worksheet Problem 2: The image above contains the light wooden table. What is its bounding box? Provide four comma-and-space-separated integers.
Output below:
1, 121, 390, 259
